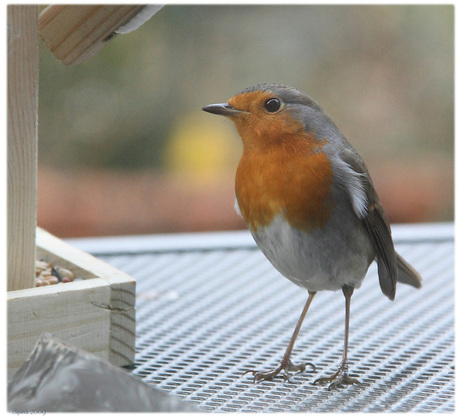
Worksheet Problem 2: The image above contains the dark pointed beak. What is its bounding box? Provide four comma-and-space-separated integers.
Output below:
202, 103, 245, 116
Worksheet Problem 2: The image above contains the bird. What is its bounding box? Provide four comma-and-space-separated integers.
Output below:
202, 83, 422, 390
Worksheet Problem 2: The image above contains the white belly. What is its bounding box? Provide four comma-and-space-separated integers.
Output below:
249, 213, 375, 292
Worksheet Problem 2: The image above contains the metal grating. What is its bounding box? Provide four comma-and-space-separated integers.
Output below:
76, 224, 455, 412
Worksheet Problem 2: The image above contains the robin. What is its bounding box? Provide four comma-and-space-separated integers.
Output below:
202, 83, 422, 389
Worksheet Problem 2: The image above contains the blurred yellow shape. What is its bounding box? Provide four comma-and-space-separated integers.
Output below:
164, 112, 241, 185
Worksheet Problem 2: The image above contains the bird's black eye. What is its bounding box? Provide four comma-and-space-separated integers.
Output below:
264, 98, 281, 113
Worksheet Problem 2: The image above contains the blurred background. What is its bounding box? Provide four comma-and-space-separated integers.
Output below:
38, 5, 454, 238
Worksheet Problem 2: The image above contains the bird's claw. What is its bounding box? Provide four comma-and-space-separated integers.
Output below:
313, 367, 362, 390
244, 359, 315, 383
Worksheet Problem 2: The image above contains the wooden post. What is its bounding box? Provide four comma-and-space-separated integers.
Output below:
7, 5, 137, 376
7, 5, 39, 291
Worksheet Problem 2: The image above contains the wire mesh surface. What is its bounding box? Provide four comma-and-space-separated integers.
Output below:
72, 224, 455, 412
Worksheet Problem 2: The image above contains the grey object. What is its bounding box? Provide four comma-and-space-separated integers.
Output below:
8, 333, 197, 412
69, 224, 454, 412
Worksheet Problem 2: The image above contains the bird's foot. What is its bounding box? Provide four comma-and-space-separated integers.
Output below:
244, 359, 315, 383
313, 362, 362, 390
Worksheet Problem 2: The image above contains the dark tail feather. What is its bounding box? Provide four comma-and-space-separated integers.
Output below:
396, 252, 422, 288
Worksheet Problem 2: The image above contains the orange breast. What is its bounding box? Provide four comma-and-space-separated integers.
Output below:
235, 135, 334, 232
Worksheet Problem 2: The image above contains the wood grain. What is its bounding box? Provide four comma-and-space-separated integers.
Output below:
39, 5, 145, 65
7, 5, 39, 292
8, 228, 136, 379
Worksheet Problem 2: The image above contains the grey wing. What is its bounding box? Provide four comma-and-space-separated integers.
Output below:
337, 146, 398, 300
361, 198, 398, 300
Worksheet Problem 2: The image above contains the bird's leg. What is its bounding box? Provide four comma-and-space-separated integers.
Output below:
313, 284, 362, 390
244, 291, 317, 383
